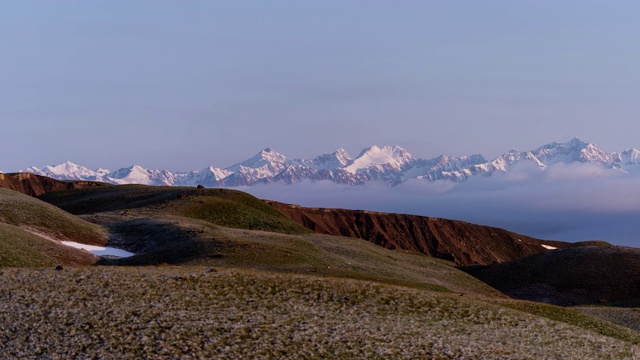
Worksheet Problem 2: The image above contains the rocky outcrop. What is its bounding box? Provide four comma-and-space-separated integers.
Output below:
0, 173, 108, 196
266, 201, 568, 266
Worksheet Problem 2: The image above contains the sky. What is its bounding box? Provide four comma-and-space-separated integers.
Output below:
2, 0, 640, 172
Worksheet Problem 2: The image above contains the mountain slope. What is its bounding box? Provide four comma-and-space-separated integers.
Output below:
266, 201, 567, 266
39, 186, 312, 235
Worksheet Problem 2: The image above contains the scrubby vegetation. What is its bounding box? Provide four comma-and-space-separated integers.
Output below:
1, 267, 639, 359
574, 306, 640, 333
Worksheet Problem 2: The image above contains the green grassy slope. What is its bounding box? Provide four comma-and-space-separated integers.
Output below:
102, 217, 499, 296
0, 188, 107, 245
0, 223, 97, 267
40, 186, 311, 234
0, 188, 109, 267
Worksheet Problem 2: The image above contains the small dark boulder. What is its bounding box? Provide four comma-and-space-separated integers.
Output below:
54, 265, 64, 271
197, 185, 205, 189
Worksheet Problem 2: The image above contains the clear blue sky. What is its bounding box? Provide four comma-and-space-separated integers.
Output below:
2, 0, 640, 171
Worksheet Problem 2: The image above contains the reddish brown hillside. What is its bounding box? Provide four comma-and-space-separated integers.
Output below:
0, 173, 108, 196
267, 201, 568, 266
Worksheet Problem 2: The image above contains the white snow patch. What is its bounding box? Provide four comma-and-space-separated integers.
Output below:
541, 244, 557, 250
61, 241, 136, 258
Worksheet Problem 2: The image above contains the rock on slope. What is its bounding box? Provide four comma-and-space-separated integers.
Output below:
266, 201, 567, 266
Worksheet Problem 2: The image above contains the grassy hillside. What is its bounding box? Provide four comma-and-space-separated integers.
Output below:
0, 188, 107, 245
40, 186, 311, 235
100, 216, 499, 296
41, 185, 492, 294
0, 223, 96, 267
40, 185, 496, 294
0, 188, 109, 267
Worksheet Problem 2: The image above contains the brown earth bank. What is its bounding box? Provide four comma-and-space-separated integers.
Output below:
0, 173, 108, 196
463, 244, 640, 306
266, 201, 568, 266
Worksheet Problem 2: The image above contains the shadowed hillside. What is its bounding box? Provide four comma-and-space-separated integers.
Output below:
463, 244, 640, 306
267, 201, 567, 266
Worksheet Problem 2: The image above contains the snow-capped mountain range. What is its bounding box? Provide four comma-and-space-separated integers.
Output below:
17, 138, 640, 187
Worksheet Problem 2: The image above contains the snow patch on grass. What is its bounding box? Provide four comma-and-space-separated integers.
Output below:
60, 241, 135, 258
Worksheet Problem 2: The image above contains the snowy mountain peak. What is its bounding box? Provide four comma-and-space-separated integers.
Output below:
620, 149, 640, 167
345, 145, 414, 174
579, 142, 615, 165
18, 139, 640, 187
25, 161, 105, 181
230, 148, 288, 170
110, 165, 149, 180
355, 145, 411, 159
226, 148, 290, 181
568, 137, 587, 146
311, 148, 353, 170
333, 148, 352, 163
533, 138, 614, 166
44, 161, 85, 174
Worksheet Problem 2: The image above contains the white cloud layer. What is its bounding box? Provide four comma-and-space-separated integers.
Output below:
240, 163, 640, 245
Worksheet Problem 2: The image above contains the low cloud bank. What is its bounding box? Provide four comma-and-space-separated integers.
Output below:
240, 163, 640, 246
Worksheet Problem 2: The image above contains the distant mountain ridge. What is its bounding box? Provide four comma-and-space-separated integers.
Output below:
16, 138, 640, 187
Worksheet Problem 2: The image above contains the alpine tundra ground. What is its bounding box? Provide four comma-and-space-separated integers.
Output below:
2, 266, 640, 359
